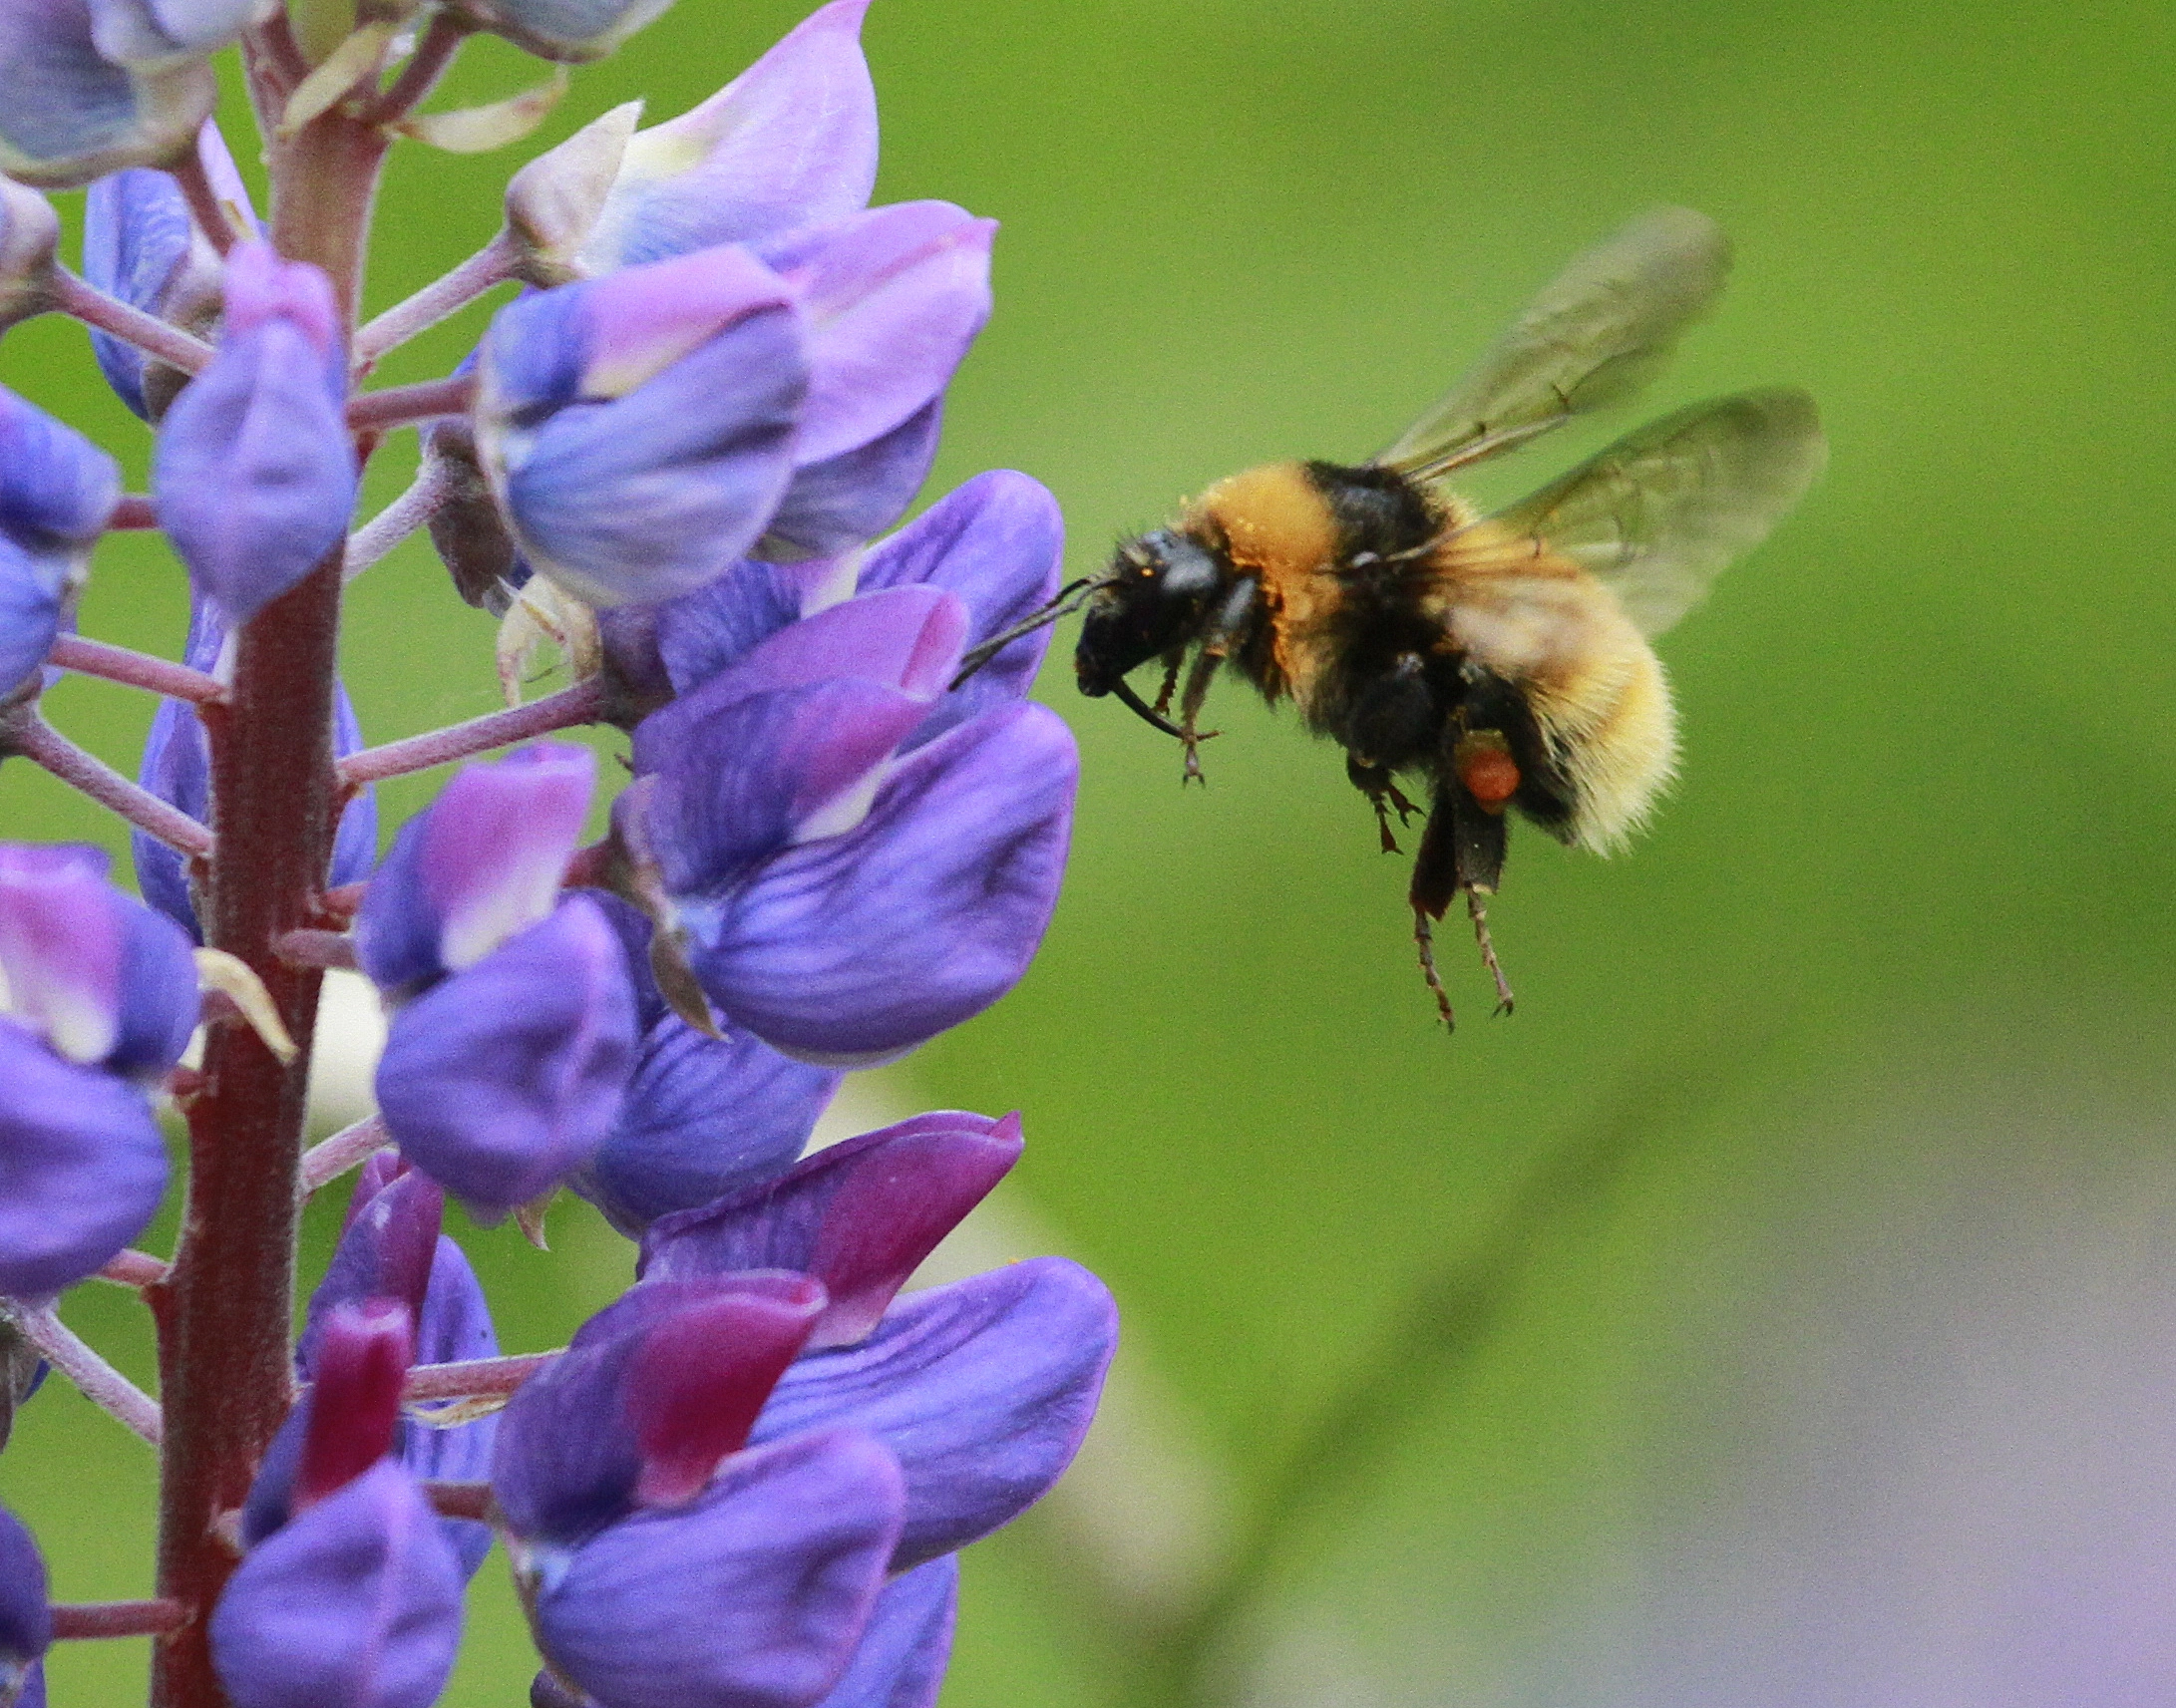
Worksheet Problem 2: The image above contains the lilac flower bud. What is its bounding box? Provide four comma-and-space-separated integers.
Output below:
475, 245, 805, 606
0, 844, 197, 1077
0, 1022, 169, 1296
0, 386, 120, 699
752, 1258, 1115, 1570
0, 1507, 50, 1708
0, 0, 216, 187
493, 1274, 826, 1545
86, 0, 267, 65
374, 895, 638, 1222
574, 0, 876, 275
356, 744, 596, 999
133, 595, 378, 938
811, 1553, 955, 1708
505, 101, 641, 287
528, 1430, 903, 1708
0, 181, 58, 335
155, 242, 357, 625
85, 122, 252, 420
640, 1111, 1023, 1349
452, 0, 676, 65
572, 893, 841, 1237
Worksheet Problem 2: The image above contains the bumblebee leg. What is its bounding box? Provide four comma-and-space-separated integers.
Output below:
1152, 650, 1184, 717
1346, 756, 1409, 854
1175, 648, 1225, 787
1466, 889, 1515, 1016
1413, 907, 1456, 1033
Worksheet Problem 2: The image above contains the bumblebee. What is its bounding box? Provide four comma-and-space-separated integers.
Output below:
959, 208, 1825, 1027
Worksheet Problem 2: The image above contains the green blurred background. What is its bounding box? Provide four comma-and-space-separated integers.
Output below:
5, 0, 2175, 1701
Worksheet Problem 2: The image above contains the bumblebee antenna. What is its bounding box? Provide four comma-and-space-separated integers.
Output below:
948, 577, 1110, 690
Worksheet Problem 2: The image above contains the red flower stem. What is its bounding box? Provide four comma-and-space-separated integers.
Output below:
362, 12, 471, 126
148, 102, 389, 1708
354, 230, 516, 365
6, 1301, 162, 1445
171, 150, 242, 257
52, 1600, 188, 1640
109, 496, 161, 530
48, 636, 226, 706
298, 1116, 389, 1194
49, 272, 215, 373
345, 373, 476, 434
2, 715, 215, 858
419, 1481, 494, 1523
338, 677, 606, 786
344, 459, 450, 580
403, 1349, 560, 1403
99, 1250, 172, 1289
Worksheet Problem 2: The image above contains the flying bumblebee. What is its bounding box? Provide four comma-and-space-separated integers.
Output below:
957, 207, 1826, 1028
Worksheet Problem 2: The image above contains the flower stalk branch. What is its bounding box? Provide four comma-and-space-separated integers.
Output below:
5, 1300, 163, 1445
337, 678, 606, 786
0, 715, 216, 857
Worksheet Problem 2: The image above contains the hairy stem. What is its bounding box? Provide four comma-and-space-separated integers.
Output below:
362, 12, 471, 126
47, 637, 225, 706
344, 459, 450, 580
148, 103, 388, 1708
298, 1116, 388, 1194
99, 1250, 172, 1289
404, 1350, 560, 1402
338, 677, 606, 786
50, 272, 215, 374
346, 373, 476, 434
52, 1600, 188, 1640
1, 715, 214, 857
7, 1301, 162, 1445
354, 230, 516, 364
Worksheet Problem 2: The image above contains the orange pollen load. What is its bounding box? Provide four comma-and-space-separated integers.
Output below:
1458, 743, 1521, 808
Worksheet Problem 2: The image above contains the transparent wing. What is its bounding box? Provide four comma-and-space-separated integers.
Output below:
1376, 206, 1733, 482
1484, 388, 1826, 637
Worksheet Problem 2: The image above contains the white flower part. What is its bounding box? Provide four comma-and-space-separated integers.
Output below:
792, 759, 893, 846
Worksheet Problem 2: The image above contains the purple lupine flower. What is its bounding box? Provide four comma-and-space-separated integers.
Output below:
750, 202, 993, 563
809, 1552, 955, 1708
454, 0, 679, 66
131, 592, 379, 938
574, 0, 876, 275
0, 845, 193, 1295
0, 1505, 50, 1708
623, 587, 1076, 1061
474, 243, 805, 607
0, 179, 59, 336
0, 0, 218, 187
493, 1276, 907, 1708
85, 121, 252, 420
365, 747, 638, 1219
213, 1303, 465, 1708
155, 241, 357, 625
0, 386, 120, 701
570, 892, 842, 1238
84, 0, 266, 67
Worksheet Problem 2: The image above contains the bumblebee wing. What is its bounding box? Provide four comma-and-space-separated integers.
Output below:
1484, 388, 1825, 637
1376, 207, 1732, 482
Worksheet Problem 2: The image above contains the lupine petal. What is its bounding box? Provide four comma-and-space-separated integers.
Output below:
294, 1302, 412, 1512
640, 1112, 1022, 1349
750, 1258, 1116, 1570
761, 203, 993, 467
454, 0, 677, 64
0, 1507, 50, 1705
690, 702, 1076, 1062
156, 246, 356, 624
86, 0, 265, 65
300, 1172, 445, 1371
579, 0, 877, 272
479, 250, 806, 607
210, 1461, 463, 1708
755, 397, 942, 564
0, 845, 123, 1066
494, 1275, 824, 1547
0, 1022, 168, 1296
813, 1553, 956, 1708
532, 1430, 904, 1708
0, 385, 120, 698
375, 897, 638, 1222
355, 744, 595, 997
400, 1235, 501, 1578
653, 561, 824, 697
0, 180, 59, 336
0, 0, 216, 188
857, 470, 1065, 745
653, 584, 964, 711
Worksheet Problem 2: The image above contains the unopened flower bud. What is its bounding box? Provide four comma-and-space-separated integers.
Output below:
0, 1, 216, 188
0, 388, 119, 699
505, 101, 642, 286
0, 183, 57, 336
451, 0, 677, 65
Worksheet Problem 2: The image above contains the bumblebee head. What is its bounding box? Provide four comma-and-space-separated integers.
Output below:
1075, 529, 1225, 697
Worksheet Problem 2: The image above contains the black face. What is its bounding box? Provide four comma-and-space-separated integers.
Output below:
1075, 529, 1229, 696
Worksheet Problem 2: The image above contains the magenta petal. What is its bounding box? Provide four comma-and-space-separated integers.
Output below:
534, 1431, 905, 1708
0, 1023, 168, 1297
692, 703, 1076, 1062
750, 1259, 1117, 1570
585, 0, 877, 269
375, 898, 638, 1223
659, 584, 967, 710
640, 1112, 1023, 1348
210, 1462, 463, 1708
813, 1553, 955, 1708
